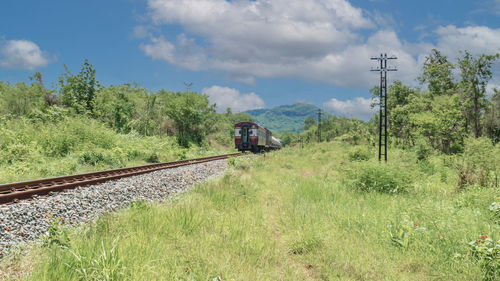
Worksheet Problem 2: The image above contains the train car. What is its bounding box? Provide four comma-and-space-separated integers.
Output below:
234, 122, 281, 153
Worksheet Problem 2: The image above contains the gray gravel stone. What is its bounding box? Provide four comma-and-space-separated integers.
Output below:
0, 159, 228, 258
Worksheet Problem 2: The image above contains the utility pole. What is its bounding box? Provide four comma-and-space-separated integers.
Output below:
371, 54, 397, 162
183, 82, 193, 93
317, 108, 322, 142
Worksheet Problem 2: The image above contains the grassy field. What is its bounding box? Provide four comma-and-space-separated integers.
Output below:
2, 142, 499, 280
0, 116, 225, 184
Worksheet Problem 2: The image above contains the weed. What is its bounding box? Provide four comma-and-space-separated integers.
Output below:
468, 235, 500, 281
42, 220, 70, 248
226, 156, 236, 168
129, 200, 149, 211
287, 232, 322, 255
388, 216, 426, 249
66, 238, 126, 281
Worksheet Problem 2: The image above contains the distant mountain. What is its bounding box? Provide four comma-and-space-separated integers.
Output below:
244, 103, 319, 133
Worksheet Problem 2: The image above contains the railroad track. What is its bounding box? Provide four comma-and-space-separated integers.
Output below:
0, 153, 241, 204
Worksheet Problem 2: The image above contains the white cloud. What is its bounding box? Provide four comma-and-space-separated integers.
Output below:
140, 34, 207, 71
323, 97, 376, 120
202, 85, 265, 113
140, 0, 500, 89
141, 0, 382, 87
132, 25, 151, 39
435, 25, 500, 57
0, 40, 50, 70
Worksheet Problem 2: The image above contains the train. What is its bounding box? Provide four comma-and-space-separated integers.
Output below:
234, 122, 282, 153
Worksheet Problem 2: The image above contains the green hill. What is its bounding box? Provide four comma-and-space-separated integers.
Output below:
245, 103, 319, 133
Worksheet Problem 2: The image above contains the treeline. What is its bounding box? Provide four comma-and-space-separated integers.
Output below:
282, 49, 499, 154
377, 49, 500, 153
0, 59, 252, 148
278, 115, 374, 147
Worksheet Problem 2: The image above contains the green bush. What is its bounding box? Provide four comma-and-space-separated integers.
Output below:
457, 137, 499, 189
78, 151, 106, 166
78, 150, 123, 166
145, 152, 160, 163
348, 146, 372, 161
345, 161, 413, 193
414, 137, 433, 161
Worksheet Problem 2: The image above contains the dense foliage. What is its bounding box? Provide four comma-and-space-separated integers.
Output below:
282, 49, 500, 156
0, 60, 254, 183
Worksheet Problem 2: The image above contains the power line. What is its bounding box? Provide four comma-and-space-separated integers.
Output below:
371, 53, 397, 162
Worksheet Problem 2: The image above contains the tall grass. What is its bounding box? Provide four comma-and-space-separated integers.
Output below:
4, 142, 499, 280
0, 116, 223, 184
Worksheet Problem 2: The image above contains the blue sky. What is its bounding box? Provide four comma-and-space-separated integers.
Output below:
1, 0, 500, 120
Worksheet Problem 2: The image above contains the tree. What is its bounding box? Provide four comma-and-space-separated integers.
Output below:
163, 91, 216, 147
94, 84, 135, 133
0, 81, 46, 116
484, 89, 500, 143
458, 51, 499, 138
418, 49, 456, 97
370, 81, 421, 146
59, 59, 101, 115
303, 116, 317, 130
32, 72, 58, 106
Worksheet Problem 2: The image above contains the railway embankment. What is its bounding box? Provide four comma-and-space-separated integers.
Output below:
0, 159, 227, 266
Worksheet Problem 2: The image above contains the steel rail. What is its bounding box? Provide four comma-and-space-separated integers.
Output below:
0, 153, 241, 204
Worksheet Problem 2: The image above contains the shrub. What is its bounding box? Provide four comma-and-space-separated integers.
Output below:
78, 150, 123, 166
418, 159, 436, 175
457, 137, 498, 189
348, 146, 372, 161
78, 151, 105, 166
345, 161, 413, 193
4, 143, 34, 163
176, 149, 187, 160
414, 138, 433, 161
145, 152, 160, 163
335, 133, 360, 145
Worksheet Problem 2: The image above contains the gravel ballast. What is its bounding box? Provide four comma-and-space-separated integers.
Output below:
0, 159, 228, 257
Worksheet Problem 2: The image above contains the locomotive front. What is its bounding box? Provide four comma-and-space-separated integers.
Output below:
234, 122, 260, 152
